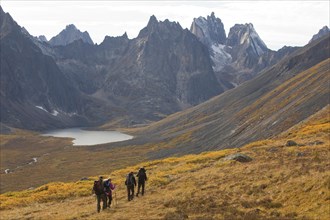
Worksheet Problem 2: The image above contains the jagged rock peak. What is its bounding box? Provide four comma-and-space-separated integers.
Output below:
147, 15, 158, 27
103, 32, 129, 41
309, 26, 330, 43
122, 32, 128, 39
100, 32, 130, 48
190, 12, 226, 46
138, 15, 183, 38
65, 24, 77, 30
49, 24, 94, 46
227, 23, 268, 56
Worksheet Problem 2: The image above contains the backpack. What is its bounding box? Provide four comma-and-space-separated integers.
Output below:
125, 174, 134, 186
138, 169, 146, 181
104, 180, 110, 192
93, 180, 102, 195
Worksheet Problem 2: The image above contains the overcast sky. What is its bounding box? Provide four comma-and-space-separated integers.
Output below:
1, 1, 329, 50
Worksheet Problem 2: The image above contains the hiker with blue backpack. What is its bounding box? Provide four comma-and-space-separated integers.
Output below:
104, 178, 115, 208
125, 172, 136, 201
92, 176, 107, 212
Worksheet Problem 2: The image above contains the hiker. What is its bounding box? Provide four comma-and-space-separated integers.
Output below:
92, 176, 107, 212
136, 167, 148, 197
125, 172, 136, 201
104, 178, 115, 208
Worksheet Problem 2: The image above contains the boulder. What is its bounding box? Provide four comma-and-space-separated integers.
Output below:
286, 140, 298, 146
224, 153, 253, 163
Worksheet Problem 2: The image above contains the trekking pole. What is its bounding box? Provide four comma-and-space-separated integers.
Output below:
115, 190, 118, 206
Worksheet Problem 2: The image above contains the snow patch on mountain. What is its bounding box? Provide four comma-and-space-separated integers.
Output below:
52, 110, 59, 116
36, 106, 48, 112
35, 106, 76, 117
210, 43, 232, 72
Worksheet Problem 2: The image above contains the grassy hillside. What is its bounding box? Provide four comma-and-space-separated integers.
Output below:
1, 106, 329, 219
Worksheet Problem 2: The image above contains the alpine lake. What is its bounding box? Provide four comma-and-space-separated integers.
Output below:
42, 128, 133, 146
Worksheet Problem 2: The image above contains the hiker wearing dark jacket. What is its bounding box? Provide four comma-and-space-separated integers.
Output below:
104, 178, 115, 208
92, 176, 107, 212
125, 172, 136, 201
136, 167, 147, 197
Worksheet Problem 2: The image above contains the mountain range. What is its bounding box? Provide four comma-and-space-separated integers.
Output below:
0, 6, 329, 135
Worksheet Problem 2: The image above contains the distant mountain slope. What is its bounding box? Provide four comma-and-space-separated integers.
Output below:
0, 7, 119, 130
139, 34, 330, 156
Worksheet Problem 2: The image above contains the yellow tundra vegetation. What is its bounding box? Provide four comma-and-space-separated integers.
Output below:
0, 106, 329, 219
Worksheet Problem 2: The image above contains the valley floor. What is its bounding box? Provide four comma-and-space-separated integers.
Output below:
0, 106, 329, 219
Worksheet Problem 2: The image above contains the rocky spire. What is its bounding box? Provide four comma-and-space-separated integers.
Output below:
190, 12, 226, 46
147, 15, 158, 27
226, 23, 268, 56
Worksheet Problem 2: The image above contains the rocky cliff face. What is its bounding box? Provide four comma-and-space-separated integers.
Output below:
190, 13, 233, 89
133, 16, 222, 106
49, 24, 93, 46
